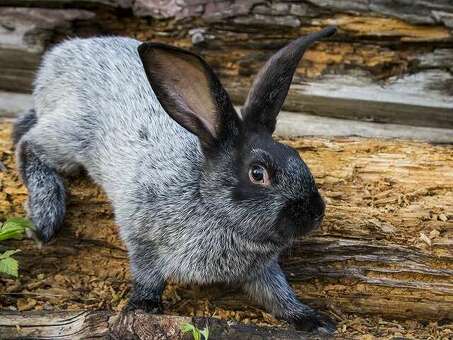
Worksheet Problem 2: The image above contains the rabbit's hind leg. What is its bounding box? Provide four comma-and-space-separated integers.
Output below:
16, 138, 66, 243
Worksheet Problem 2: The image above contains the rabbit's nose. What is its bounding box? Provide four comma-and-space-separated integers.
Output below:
276, 190, 326, 238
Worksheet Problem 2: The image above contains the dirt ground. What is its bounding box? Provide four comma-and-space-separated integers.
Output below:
0, 121, 452, 339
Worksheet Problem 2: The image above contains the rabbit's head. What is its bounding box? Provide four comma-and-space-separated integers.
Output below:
138, 27, 335, 244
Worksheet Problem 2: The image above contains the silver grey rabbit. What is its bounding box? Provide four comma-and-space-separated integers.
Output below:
13, 26, 337, 333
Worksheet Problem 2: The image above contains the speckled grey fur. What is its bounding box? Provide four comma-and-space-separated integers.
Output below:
14, 29, 337, 333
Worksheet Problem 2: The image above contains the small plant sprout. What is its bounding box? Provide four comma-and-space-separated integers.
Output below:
180, 322, 209, 340
0, 217, 33, 277
0, 217, 33, 241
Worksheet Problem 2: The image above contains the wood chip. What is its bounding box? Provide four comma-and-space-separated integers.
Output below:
419, 232, 432, 246
429, 229, 440, 239
438, 213, 448, 222
16, 298, 37, 312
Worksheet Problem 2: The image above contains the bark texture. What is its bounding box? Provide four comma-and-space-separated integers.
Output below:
0, 310, 325, 340
0, 121, 452, 329
0, 1, 452, 126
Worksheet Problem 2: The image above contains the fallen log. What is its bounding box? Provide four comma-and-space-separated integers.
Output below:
0, 121, 452, 336
1, 1, 453, 126
0, 7, 97, 93
0, 310, 320, 340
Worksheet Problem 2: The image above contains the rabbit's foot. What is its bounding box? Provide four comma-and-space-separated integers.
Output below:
291, 311, 337, 335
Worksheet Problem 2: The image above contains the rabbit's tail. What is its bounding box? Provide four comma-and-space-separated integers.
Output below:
12, 109, 37, 146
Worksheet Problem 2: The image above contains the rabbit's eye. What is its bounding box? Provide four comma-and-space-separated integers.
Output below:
249, 164, 270, 186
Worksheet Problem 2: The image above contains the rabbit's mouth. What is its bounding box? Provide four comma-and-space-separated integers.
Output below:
276, 191, 326, 239
277, 214, 324, 239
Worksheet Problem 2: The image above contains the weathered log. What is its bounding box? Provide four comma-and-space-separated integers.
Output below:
0, 310, 322, 340
0, 121, 452, 329
1, 1, 452, 127
0, 0, 131, 9
274, 111, 453, 144
0, 7, 96, 92
0, 92, 33, 118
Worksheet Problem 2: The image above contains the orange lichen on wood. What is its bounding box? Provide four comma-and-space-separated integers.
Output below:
297, 42, 404, 77
314, 15, 451, 41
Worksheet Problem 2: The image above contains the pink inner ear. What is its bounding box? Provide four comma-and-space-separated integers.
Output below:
171, 88, 218, 138
153, 50, 220, 138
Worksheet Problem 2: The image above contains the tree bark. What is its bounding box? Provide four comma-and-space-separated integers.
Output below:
1, 1, 452, 126
0, 121, 452, 325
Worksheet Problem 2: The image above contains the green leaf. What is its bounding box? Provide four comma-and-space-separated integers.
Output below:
0, 229, 24, 241
180, 323, 208, 340
0, 217, 33, 241
181, 323, 196, 334
2, 217, 33, 231
0, 251, 19, 277
181, 323, 200, 340
0, 249, 20, 259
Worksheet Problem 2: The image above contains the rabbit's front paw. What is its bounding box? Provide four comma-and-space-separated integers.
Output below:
125, 298, 163, 314
292, 311, 336, 335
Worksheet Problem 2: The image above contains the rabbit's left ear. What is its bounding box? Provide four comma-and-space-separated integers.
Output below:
138, 43, 239, 149
241, 26, 336, 134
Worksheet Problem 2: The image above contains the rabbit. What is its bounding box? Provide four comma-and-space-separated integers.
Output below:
13, 26, 337, 333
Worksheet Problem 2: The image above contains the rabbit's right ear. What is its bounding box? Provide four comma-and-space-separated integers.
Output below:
138, 43, 240, 150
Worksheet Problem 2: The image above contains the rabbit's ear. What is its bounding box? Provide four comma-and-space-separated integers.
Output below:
241, 26, 336, 134
138, 43, 239, 149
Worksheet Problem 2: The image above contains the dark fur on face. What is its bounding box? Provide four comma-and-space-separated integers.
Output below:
230, 130, 324, 240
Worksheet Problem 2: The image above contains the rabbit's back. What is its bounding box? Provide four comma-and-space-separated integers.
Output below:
30, 37, 199, 197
